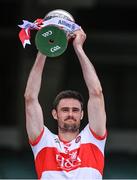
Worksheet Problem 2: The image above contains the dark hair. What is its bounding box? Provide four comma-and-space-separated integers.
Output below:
53, 90, 84, 110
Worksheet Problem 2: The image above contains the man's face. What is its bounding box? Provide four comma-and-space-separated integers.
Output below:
52, 98, 83, 132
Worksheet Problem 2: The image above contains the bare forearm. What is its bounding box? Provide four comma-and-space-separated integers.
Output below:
74, 46, 102, 95
25, 52, 46, 99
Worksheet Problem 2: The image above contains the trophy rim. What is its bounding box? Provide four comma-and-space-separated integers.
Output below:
44, 9, 75, 22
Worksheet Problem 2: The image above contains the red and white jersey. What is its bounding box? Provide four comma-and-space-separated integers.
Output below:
30, 124, 107, 179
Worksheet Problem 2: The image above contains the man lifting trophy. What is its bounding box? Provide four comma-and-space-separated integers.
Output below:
22, 9, 107, 180
18, 9, 81, 57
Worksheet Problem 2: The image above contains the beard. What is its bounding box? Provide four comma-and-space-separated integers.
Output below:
58, 118, 80, 133
63, 122, 80, 132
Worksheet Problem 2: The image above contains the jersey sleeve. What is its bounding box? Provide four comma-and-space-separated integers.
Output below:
29, 127, 45, 146
29, 126, 54, 158
80, 124, 107, 155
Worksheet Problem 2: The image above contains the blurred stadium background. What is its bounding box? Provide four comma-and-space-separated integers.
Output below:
0, 0, 137, 179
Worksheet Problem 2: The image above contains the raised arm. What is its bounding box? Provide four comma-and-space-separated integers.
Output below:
73, 29, 106, 136
24, 52, 46, 142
